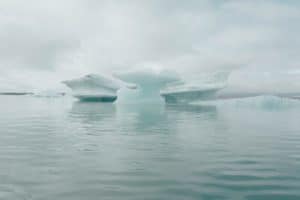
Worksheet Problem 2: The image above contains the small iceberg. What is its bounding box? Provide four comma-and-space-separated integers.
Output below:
62, 74, 136, 102
160, 71, 232, 104
161, 83, 224, 104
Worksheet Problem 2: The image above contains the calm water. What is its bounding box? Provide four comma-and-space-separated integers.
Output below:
0, 96, 300, 200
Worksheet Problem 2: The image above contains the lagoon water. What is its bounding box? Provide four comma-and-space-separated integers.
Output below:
0, 95, 300, 200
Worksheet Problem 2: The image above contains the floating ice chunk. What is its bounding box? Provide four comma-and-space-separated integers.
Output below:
114, 68, 181, 102
160, 70, 232, 104
62, 74, 136, 102
161, 83, 224, 104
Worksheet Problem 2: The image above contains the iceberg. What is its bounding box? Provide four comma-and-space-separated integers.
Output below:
62, 74, 136, 102
160, 71, 232, 104
161, 83, 224, 104
62, 69, 236, 104
114, 68, 181, 102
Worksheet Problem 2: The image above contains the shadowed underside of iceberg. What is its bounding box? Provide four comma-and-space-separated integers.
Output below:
62, 74, 136, 102
160, 70, 232, 104
74, 95, 118, 102
161, 85, 223, 104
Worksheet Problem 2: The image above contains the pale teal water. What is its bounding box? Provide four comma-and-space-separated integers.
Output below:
0, 96, 300, 200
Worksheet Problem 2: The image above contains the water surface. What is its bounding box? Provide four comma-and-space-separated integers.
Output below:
0, 96, 300, 200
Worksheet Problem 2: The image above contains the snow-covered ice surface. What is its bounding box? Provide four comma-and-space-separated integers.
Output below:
62, 74, 136, 102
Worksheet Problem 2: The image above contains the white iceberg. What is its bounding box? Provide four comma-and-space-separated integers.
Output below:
114, 67, 181, 102
160, 71, 232, 104
161, 83, 224, 104
62, 69, 234, 104
62, 74, 136, 102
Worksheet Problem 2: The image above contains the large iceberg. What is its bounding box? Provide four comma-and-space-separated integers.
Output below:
62, 69, 234, 104
114, 68, 181, 102
62, 74, 136, 102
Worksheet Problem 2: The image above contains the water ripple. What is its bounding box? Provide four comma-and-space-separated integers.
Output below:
1, 96, 300, 199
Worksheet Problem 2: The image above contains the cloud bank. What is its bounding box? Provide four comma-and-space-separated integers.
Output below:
0, 0, 299, 92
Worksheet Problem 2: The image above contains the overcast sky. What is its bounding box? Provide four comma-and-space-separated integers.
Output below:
0, 0, 299, 92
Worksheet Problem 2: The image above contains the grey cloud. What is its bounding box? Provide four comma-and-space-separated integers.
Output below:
0, 0, 299, 92
0, 0, 82, 70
